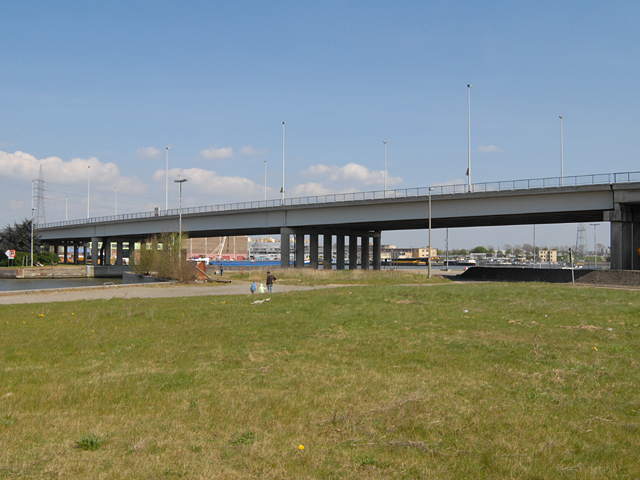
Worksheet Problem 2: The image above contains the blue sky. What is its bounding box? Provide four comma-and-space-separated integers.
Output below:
1, 1, 638, 250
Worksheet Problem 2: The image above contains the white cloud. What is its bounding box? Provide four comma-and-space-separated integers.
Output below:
135, 146, 163, 159
289, 182, 335, 197
302, 162, 403, 187
200, 147, 234, 160
0, 150, 144, 191
239, 146, 266, 156
476, 145, 503, 153
153, 167, 263, 198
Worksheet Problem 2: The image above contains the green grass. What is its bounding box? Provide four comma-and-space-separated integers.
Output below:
1, 281, 639, 479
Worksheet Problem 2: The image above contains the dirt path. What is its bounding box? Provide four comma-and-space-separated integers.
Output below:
0, 281, 319, 305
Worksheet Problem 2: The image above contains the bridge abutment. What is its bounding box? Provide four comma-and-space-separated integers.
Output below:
608, 204, 640, 270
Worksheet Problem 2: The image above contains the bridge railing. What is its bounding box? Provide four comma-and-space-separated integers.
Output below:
38, 170, 640, 228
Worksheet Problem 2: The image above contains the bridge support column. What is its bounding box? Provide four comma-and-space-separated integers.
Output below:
91, 238, 101, 266
361, 235, 370, 270
372, 233, 381, 271
336, 235, 345, 270
100, 240, 107, 266
295, 230, 305, 268
62, 245, 68, 264
323, 234, 332, 270
280, 228, 293, 268
309, 234, 319, 269
608, 204, 640, 270
115, 241, 124, 266
349, 235, 358, 270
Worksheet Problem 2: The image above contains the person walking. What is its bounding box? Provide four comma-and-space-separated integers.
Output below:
266, 271, 276, 293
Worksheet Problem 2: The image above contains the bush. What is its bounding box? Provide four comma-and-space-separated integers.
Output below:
133, 232, 196, 282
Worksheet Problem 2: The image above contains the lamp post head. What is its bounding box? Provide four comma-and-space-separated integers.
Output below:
174, 178, 187, 184
283, 121, 286, 125
559, 115, 563, 119
467, 84, 472, 88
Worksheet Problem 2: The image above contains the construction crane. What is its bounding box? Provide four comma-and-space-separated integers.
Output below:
209, 237, 226, 260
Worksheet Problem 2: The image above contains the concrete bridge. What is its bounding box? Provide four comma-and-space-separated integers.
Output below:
36, 172, 640, 270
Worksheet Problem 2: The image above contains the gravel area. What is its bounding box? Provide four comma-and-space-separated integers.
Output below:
575, 269, 640, 287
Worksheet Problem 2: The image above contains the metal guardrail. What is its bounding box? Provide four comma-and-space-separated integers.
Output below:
38, 171, 640, 229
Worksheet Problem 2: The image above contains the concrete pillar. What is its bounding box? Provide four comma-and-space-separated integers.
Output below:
91, 238, 101, 266
323, 234, 332, 270
349, 235, 358, 270
63, 245, 68, 264
100, 240, 107, 266
372, 234, 381, 270
608, 204, 640, 270
361, 235, 370, 270
116, 241, 124, 266
295, 231, 305, 268
309, 233, 319, 269
280, 228, 293, 268
84, 243, 89, 265
336, 235, 345, 270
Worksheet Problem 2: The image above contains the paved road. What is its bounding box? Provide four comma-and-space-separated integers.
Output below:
0, 281, 319, 305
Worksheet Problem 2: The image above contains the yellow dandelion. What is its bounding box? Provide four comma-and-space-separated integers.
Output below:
298, 444, 304, 450
593, 346, 598, 351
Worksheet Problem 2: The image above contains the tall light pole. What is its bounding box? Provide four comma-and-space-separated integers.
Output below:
65, 196, 68, 221
174, 177, 187, 261
282, 122, 286, 202
383, 140, 387, 195
87, 165, 91, 219
264, 159, 267, 202
31, 207, 35, 267
165, 146, 170, 212
467, 84, 472, 192
428, 187, 434, 278
31, 180, 34, 267
559, 115, 564, 186
114, 186, 118, 216
590, 223, 598, 268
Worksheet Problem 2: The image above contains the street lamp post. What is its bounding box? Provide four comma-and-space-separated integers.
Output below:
165, 147, 170, 212
264, 159, 267, 202
383, 140, 387, 196
87, 165, 91, 219
445, 227, 449, 271
559, 115, 564, 186
467, 84, 472, 192
174, 178, 187, 262
428, 187, 434, 278
590, 223, 598, 268
65, 196, 68, 221
282, 122, 286, 202
31, 180, 35, 267
114, 186, 118, 216
31, 207, 35, 267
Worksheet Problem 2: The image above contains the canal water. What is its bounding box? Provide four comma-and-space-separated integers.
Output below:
0, 278, 123, 292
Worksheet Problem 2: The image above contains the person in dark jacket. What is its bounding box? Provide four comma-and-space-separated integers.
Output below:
266, 271, 276, 293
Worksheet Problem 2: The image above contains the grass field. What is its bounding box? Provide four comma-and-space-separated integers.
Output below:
1, 276, 639, 479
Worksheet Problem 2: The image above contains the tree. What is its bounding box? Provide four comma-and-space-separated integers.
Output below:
0, 219, 43, 265
471, 246, 489, 254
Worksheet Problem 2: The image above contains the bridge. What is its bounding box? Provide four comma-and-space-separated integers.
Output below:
36, 172, 640, 271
